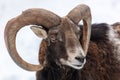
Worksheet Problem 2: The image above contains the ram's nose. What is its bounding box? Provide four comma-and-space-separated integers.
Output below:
75, 56, 85, 63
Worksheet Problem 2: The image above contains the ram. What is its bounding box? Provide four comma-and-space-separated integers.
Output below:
4, 4, 120, 80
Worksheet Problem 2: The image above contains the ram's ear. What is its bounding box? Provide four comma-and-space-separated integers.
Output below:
30, 26, 47, 39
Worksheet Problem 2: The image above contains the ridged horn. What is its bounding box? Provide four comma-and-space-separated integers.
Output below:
67, 4, 92, 55
4, 8, 61, 71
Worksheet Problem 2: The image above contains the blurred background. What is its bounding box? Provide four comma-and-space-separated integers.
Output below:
0, 0, 120, 80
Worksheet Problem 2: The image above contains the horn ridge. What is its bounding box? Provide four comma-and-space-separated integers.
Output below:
4, 8, 61, 71
67, 4, 92, 55
67, 4, 91, 24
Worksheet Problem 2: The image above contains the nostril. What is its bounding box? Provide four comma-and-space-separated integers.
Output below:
75, 57, 85, 63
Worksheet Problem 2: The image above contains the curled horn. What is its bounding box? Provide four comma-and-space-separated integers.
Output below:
4, 8, 61, 71
67, 4, 92, 55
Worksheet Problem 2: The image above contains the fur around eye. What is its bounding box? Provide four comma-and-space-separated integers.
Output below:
50, 35, 57, 42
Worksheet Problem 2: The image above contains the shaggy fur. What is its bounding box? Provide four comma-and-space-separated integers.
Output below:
37, 23, 120, 80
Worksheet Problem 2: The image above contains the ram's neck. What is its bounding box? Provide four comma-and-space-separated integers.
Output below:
36, 65, 80, 80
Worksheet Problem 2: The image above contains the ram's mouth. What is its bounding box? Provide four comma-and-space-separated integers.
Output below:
60, 58, 86, 70
74, 65, 82, 67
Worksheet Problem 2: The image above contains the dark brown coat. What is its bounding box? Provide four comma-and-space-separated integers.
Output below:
37, 23, 120, 80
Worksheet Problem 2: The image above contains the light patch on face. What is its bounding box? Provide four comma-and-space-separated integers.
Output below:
67, 45, 85, 60
60, 58, 86, 70
108, 25, 120, 61
60, 43, 86, 69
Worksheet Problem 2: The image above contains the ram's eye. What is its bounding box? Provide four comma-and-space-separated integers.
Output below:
50, 35, 57, 42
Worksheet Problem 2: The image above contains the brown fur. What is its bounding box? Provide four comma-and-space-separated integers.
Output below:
39, 40, 47, 65
112, 22, 120, 35
38, 40, 120, 80
80, 41, 120, 80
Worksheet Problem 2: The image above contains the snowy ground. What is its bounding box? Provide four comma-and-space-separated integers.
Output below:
0, 0, 120, 80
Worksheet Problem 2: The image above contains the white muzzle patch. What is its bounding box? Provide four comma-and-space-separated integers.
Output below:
60, 58, 86, 69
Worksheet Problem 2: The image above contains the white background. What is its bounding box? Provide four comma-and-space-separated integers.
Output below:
0, 0, 120, 80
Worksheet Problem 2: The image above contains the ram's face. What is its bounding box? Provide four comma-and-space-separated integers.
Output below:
36, 18, 85, 69
48, 18, 85, 69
